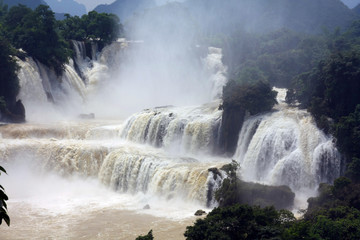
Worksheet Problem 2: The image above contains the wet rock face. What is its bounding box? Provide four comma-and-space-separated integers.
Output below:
218, 107, 245, 156
194, 209, 206, 216
1, 99, 26, 123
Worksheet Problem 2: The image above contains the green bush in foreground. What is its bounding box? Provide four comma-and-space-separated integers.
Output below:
184, 204, 295, 240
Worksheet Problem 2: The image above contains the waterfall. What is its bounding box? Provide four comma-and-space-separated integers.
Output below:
9, 38, 343, 212
203, 47, 228, 99
98, 147, 212, 202
17, 57, 48, 105
233, 88, 341, 193
71, 40, 92, 83
0, 121, 228, 206
120, 101, 222, 154
15, 41, 226, 122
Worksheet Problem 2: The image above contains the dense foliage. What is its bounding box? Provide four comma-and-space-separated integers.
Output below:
184, 204, 295, 240
213, 29, 330, 88
192, 8, 360, 240
4, 4, 71, 75
60, 11, 123, 45
286, 21, 360, 183
222, 80, 277, 115
0, 2, 122, 75
185, 177, 360, 240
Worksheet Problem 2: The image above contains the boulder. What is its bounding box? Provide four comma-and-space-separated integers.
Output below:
194, 209, 206, 216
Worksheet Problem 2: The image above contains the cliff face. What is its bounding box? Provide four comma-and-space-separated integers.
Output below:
354, 3, 360, 14
218, 107, 246, 156
0, 100, 25, 123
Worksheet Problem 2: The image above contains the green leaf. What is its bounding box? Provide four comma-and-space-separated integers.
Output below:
0, 190, 8, 201
0, 211, 10, 226
1, 199, 7, 210
0, 166, 7, 175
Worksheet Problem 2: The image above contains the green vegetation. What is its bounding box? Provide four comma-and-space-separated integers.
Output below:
189, 6, 360, 240
60, 11, 123, 45
0, 166, 9, 226
279, 177, 360, 239
221, 80, 277, 115
184, 204, 295, 240
0, 3, 123, 74
216, 29, 330, 88
184, 176, 360, 239
285, 21, 360, 183
4, 4, 71, 75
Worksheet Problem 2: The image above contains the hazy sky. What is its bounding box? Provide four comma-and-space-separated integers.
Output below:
341, 0, 360, 8
74, 0, 115, 11
73, 0, 186, 11
73, 0, 360, 12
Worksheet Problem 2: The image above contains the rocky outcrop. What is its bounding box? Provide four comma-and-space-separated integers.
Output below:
0, 99, 26, 123
213, 163, 295, 210
194, 209, 206, 216
218, 107, 246, 156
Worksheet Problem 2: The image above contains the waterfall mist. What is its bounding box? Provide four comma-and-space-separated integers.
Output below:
1, 1, 348, 238
84, 3, 215, 118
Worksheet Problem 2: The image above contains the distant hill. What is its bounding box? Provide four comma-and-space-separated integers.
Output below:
2, 0, 47, 9
94, 0, 156, 22
44, 0, 86, 16
341, 0, 360, 8
354, 3, 360, 14
184, 0, 358, 35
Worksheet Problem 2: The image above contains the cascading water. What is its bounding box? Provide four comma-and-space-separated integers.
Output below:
17, 57, 49, 105
0, 43, 231, 239
120, 101, 222, 154
233, 88, 341, 200
0, 120, 228, 220
1, 34, 342, 239
203, 47, 227, 99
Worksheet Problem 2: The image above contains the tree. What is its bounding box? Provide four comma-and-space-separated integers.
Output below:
4, 4, 71, 75
184, 204, 294, 240
222, 80, 277, 115
60, 11, 123, 44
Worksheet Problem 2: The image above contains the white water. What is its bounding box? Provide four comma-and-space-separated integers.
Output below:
1, 40, 342, 238
233, 88, 341, 208
120, 101, 222, 155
